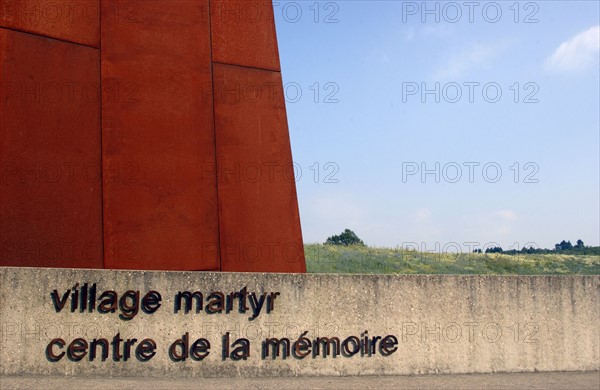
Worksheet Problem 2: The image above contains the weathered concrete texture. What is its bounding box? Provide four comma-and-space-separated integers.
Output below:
0, 268, 598, 378
1, 371, 599, 390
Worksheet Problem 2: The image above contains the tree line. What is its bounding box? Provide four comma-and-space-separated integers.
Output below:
324, 229, 599, 256
473, 239, 599, 255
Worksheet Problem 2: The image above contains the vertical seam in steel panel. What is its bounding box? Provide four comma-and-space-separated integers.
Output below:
207, 0, 222, 271
99, 0, 106, 269
0, 29, 4, 255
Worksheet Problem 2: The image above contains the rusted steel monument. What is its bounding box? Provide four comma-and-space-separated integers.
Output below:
0, 1, 306, 272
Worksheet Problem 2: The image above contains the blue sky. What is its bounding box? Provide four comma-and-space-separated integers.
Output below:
273, 1, 599, 250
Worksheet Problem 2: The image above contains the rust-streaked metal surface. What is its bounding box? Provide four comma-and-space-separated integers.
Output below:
100, 0, 219, 270
210, 0, 281, 71
213, 63, 305, 273
0, 29, 103, 268
0, 0, 100, 47
1, 1, 305, 272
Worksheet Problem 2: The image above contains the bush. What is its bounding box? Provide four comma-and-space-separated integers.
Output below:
325, 229, 365, 246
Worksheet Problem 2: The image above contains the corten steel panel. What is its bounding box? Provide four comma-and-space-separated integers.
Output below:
0, 0, 99, 47
101, 1, 219, 270
213, 63, 305, 273
210, 0, 280, 71
0, 29, 103, 268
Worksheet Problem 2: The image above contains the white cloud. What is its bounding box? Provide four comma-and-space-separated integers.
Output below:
434, 43, 498, 79
545, 25, 600, 73
420, 24, 455, 39
494, 209, 518, 221
414, 207, 432, 222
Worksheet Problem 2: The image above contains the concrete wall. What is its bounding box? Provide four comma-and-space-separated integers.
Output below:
0, 267, 598, 377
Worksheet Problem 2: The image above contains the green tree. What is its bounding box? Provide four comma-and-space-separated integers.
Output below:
325, 229, 365, 246
485, 246, 503, 253
555, 240, 573, 251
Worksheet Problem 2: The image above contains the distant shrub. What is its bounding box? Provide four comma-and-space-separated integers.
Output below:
485, 246, 504, 254
325, 229, 365, 247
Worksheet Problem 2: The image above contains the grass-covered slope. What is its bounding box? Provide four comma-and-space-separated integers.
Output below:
305, 244, 600, 275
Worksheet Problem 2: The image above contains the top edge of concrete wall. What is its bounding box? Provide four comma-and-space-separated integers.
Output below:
1, 266, 599, 278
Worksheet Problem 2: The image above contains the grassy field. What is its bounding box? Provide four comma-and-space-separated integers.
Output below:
305, 244, 600, 275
